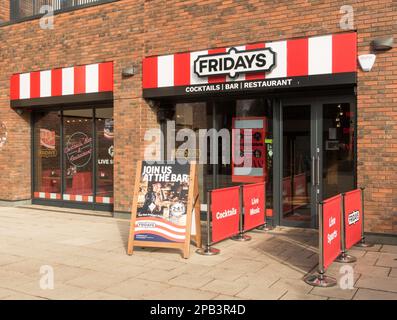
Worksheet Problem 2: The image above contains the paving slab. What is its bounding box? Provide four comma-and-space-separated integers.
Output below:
149, 286, 218, 300
376, 253, 397, 268
270, 278, 314, 295
201, 279, 249, 296
280, 292, 328, 300
354, 264, 391, 278
236, 284, 287, 300
389, 268, 397, 278
78, 291, 128, 300
65, 270, 131, 291
356, 276, 397, 293
104, 278, 170, 299
353, 288, 397, 300
381, 245, 397, 254
168, 274, 214, 289
13, 280, 95, 300
310, 286, 358, 300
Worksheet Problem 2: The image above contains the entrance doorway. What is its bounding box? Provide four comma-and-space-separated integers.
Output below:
280, 96, 356, 228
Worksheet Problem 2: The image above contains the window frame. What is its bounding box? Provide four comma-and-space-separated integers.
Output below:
31, 104, 114, 212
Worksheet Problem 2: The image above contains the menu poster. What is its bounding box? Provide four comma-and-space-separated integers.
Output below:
232, 117, 267, 183
128, 161, 201, 259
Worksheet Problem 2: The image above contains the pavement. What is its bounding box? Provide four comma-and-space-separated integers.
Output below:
0, 206, 396, 300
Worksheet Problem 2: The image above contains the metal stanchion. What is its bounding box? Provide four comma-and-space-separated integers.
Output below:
355, 187, 374, 248
231, 186, 251, 242
257, 182, 273, 231
304, 202, 337, 287
196, 191, 220, 256
336, 193, 357, 263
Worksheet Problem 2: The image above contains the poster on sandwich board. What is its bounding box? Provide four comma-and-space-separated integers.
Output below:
127, 161, 201, 258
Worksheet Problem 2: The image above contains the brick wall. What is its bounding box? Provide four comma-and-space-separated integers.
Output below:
0, 0, 10, 23
0, 0, 395, 234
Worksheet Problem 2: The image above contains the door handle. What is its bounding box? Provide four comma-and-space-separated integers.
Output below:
312, 156, 316, 186
316, 156, 321, 186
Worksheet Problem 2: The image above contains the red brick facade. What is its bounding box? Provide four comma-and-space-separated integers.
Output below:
0, 0, 9, 23
0, 0, 396, 234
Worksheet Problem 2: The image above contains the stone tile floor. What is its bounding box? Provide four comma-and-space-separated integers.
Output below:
0, 206, 396, 300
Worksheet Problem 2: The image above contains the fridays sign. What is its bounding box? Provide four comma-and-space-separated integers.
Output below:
194, 47, 276, 78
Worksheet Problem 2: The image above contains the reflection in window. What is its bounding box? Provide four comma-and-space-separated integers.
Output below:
96, 108, 114, 201
63, 109, 94, 198
33, 111, 61, 197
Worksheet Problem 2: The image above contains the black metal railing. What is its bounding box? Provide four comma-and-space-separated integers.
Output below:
10, 0, 107, 21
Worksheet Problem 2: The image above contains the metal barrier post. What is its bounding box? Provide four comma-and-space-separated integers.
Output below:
355, 187, 374, 248
257, 182, 273, 231
196, 191, 220, 256
231, 186, 251, 242
336, 193, 357, 263
304, 202, 337, 287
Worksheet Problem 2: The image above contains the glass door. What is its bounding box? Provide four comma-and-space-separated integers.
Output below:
320, 99, 356, 199
280, 96, 356, 228
281, 104, 317, 228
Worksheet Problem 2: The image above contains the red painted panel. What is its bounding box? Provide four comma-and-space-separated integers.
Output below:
74, 65, 86, 95
142, 57, 158, 89
51, 68, 63, 96
99, 62, 114, 92
174, 53, 190, 86
10, 74, 20, 100
332, 32, 357, 73
287, 38, 308, 77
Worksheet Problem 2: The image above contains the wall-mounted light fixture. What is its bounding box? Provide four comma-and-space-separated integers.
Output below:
122, 66, 135, 77
371, 37, 394, 51
358, 54, 376, 72
15, 109, 24, 116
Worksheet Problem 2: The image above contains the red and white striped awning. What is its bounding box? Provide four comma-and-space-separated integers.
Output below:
10, 61, 113, 107
143, 32, 357, 97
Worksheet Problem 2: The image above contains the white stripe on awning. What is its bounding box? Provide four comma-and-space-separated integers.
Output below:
309, 35, 333, 75
40, 70, 52, 98
62, 67, 74, 95
266, 40, 287, 79
157, 55, 174, 88
19, 73, 30, 99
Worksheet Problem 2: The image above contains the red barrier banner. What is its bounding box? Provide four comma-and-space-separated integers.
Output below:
322, 194, 342, 270
344, 189, 362, 250
243, 183, 265, 231
211, 186, 240, 243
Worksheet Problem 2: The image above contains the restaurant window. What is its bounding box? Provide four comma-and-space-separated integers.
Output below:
172, 98, 273, 211
63, 109, 94, 200
96, 108, 114, 201
33, 106, 113, 208
33, 111, 62, 198
214, 98, 273, 210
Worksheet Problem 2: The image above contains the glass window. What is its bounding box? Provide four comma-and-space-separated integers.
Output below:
214, 98, 274, 209
96, 108, 114, 201
33, 106, 114, 206
63, 109, 94, 199
174, 102, 213, 205
322, 103, 355, 198
172, 98, 273, 210
33, 111, 61, 197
